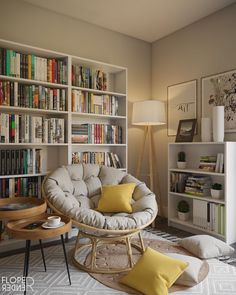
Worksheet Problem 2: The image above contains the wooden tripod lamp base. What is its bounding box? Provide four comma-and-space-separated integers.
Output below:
132, 100, 166, 219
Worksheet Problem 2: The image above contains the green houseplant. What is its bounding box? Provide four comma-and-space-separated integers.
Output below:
177, 151, 186, 169
177, 200, 190, 221
211, 183, 223, 199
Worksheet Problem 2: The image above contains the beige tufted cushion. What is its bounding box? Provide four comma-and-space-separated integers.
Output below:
44, 164, 158, 230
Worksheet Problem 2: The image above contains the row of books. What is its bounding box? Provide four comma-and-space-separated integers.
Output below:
0, 177, 41, 198
198, 154, 224, 173
0, 81, 67, 111
0, 114, 65, 143
72, 65, 107, 90
71, 90, 119, 115
170, 172, 188, 193
0, 148, 43, 175
72, 151, 122, 168
185, 175, 211, 197
193, 199, 225, 235
0, 48, 67, 84
72, 123, 122, 144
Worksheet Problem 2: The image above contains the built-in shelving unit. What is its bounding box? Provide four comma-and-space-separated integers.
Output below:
168, 142, 236, 244
0, 38, 127, 251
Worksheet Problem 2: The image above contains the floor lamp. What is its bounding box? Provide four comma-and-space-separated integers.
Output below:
132, 100, 166, 216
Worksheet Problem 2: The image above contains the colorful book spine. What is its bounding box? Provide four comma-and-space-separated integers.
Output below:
72, 123, 122, 144
0, 148, 44, 175
0, 47, 67, 84
0, 81, 67, 111
0, 114, 65, 143
72, 151, 122, 168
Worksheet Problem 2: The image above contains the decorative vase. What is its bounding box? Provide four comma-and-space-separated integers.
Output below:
178, 212, 189, 221
201, 117, 212, 142
212, 106, 224, 142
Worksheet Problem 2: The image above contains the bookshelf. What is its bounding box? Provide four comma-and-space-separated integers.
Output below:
168, 142, 236, 244
0, 39, 127, 251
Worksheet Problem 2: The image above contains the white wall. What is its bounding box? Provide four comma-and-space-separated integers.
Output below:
0, 0, 152, 176
152, 3, 236, 215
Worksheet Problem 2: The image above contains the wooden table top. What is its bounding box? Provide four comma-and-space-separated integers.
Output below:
0, 197, 47, 220
6, 213, 72, 240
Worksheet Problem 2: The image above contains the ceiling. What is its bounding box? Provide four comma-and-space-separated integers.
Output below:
23, 0, 236, 42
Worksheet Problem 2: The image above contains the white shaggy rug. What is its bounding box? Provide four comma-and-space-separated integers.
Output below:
0, 231, 236, 295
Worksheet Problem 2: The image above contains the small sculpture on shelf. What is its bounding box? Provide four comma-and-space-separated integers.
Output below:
177, 200, 190, 221
177, 151, 187, 169
211, 183, 223, 199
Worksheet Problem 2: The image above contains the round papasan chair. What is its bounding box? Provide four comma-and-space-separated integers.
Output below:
43, 164, 158, 273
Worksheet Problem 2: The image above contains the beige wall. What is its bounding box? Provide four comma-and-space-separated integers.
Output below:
1, 0, 236, 216
0, 0, 152, 176
152, 3, 236, 215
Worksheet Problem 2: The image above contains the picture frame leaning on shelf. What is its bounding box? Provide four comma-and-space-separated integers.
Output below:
175, 119, 197, 142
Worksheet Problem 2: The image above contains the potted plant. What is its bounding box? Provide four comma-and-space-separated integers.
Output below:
211, 183, 223, 199
177, 200, 190, 221
177, 151, 186, 169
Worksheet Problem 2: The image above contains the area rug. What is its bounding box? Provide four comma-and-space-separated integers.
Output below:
87, 239, 209, 294
0, 230, 236, 294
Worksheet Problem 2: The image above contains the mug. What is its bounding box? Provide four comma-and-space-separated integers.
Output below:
47, 216, 61, 227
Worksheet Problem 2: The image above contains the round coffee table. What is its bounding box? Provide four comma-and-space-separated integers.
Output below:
6, 213, 72, 294
0, 197, 47, 220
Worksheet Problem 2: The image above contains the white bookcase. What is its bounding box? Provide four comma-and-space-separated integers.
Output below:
0, 39, 127, 252
168, 142, 236, 244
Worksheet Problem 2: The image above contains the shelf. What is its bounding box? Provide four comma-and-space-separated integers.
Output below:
0, 172, 49, 179
0, 143, 68, 146
71, 112, 126, 119
71, 85, 126, 97
71, 55, 127, 74
169, 168, 225, 176
169, 192, 225, 204
0, 106, 68, 115
72, 144, 126, 147
0, 75, 68, 88
169, 142, 225, 145
169, 217, 225, 239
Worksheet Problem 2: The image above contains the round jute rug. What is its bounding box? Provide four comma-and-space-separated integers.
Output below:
87, 239, 209, 294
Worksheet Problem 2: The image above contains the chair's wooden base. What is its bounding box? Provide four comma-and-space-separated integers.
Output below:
73, 229, 145, 274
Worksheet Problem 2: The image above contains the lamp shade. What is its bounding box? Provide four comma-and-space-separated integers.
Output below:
132, 100, 166, 126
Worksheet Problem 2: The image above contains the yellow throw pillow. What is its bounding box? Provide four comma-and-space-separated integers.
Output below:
97, 183, 136, 213
120, 247, 188, 295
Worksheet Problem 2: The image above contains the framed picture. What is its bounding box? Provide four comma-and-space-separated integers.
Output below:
202, 69, 236, 133
175, 119, 197, 142
167, 80, 197, 136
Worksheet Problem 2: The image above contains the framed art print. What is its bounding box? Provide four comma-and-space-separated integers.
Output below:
167, 80, 197, 136
201, 69, 236, 133
175, 119, 197, 142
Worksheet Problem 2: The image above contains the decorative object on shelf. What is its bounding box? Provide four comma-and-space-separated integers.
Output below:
175, 118, 197, 142
167, 80, 197, 136
201, 117, 212, 142
201, 69, 236, 134
212, 106, 224, 142
177, 151, 187, 169
132, 99, 166, 216
211, 183, 223, 199
177, 200, 190, 221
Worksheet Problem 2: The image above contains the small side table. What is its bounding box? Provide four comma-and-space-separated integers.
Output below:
6, 213, 72, 294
